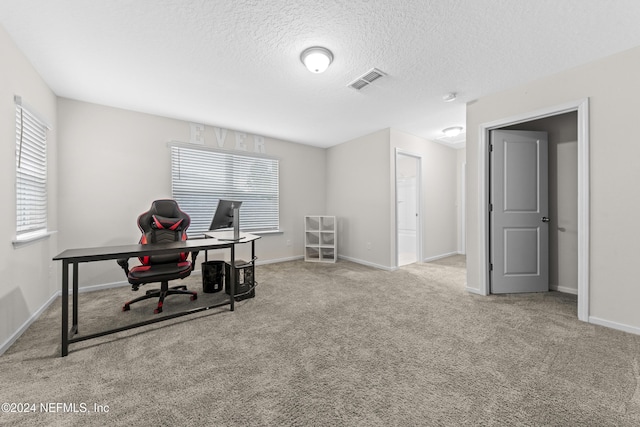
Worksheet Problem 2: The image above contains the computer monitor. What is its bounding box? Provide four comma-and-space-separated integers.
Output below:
209, 200, 244, 241
209, 200, 242, 230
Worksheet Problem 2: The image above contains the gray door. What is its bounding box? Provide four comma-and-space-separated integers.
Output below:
491, 130, 549, 293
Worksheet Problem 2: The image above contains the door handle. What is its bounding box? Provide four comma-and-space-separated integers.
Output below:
541, 217, 550, 223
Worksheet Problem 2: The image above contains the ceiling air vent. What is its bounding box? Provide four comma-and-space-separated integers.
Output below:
348, 68, 387, 90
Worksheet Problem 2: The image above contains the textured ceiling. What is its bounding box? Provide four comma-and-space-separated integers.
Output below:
2, 1, 640, 148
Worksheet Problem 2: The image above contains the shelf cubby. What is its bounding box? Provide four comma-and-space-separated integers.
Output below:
304, 215, 337, 263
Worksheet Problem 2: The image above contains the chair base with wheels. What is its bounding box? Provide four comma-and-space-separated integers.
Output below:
122, 281, 197, 314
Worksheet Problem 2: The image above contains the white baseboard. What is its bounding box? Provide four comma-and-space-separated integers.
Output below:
0, 291, 59, 356
589, 316, 640, 336
74, 280, 130, 294
550, 284, 578, 295
465, 286, 486, 296
338, 255, 397, 271
256, 255, 304, 265
337, 251, 463, 271
1, 279, 133, 355
423, 251, 460, 263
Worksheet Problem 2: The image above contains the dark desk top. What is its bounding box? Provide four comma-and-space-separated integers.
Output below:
53, 233, 260, 263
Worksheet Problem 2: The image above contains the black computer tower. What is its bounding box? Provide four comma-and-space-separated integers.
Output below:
225, 260, 255, 301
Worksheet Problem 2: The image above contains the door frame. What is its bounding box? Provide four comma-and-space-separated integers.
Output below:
460, 161, 466, 255
478, 98, 590, 321
395, 149, 422, 267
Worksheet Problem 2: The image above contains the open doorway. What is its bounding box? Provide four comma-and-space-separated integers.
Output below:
495, 113, 579, 295
479, 99, 589, 321
396, 151, 421, 266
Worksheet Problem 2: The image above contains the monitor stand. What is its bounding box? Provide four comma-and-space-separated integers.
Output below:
217, 207, 246, 242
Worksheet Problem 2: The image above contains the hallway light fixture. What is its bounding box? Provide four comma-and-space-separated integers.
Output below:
442, 126, 463, 137
300, 46, 333, 73
442, 92, 457, 102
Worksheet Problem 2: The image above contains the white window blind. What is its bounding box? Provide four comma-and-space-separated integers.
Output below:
15, 98, 48, 238
171, 145, 279, 234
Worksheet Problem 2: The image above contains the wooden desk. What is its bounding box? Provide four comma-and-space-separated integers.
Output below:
53, 232, 260, 357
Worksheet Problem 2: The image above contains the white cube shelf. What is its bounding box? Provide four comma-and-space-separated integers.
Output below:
304, 215, 337, 263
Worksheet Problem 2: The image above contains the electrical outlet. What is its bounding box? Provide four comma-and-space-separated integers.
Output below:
286, 239, 291, 247
366, 242, 372, 250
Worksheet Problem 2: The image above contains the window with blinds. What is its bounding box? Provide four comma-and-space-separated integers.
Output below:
171, 145, 279, 234
15, 98, 48, 239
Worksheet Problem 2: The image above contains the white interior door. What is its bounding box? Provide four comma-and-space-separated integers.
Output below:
491, 130, 549, 293
396, 152, 420, 266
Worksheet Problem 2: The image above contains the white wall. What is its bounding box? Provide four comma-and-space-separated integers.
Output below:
57, 98, 326, 287
456, 148, 466, 254
0, 25, 58, 351
325, 128, 458, 270
466, 45, 640, 331
326, 129, 392, 268
390, 129, 459, 263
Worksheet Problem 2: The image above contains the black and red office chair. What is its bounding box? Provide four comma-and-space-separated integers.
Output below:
118, 199, 199, 314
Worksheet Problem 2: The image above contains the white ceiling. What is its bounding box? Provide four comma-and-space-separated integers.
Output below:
2, 1, 640, 148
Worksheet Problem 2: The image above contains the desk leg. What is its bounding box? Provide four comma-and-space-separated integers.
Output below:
230, 244, 235, 311
61, 260, 69, 357
252, 240, 256, 264
72, 262, 79, 334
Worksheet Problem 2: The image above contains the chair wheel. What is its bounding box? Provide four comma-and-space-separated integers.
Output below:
154, 307, 163, 314
122, 304, 130, 311
191, 293, 197, 301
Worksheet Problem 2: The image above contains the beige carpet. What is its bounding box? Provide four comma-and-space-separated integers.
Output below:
1, 256, 640, 426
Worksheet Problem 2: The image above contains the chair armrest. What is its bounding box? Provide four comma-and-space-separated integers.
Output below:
117, 258, 130, 275
186, 235, 201, 266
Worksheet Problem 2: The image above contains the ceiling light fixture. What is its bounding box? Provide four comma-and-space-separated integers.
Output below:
300, 46, 333, 73
442, 92, 457, 102
443, 126, 463, 137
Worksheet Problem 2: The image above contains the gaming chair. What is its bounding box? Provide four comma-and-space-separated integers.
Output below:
117, 199, 199, 314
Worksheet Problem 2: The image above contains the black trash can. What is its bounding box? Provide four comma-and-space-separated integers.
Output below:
202, 260, 225, 293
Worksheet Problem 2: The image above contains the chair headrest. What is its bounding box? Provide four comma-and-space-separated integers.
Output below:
150, 199, 181, 217
138, 199, 190, 233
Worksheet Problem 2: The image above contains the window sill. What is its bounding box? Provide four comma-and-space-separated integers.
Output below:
12, 230, 57, 248
250, 229, 283, 235
189, 229, 282, 240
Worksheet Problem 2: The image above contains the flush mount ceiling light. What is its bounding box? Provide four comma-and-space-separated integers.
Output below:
443, 126, 463, 137
442, 92, 457, 102
300, 46, 333, 73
